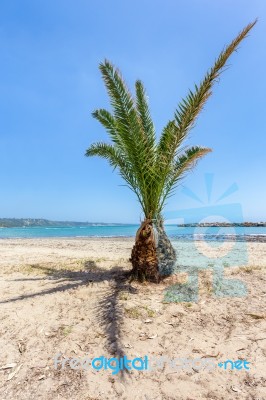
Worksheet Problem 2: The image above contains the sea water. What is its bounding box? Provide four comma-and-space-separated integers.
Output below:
0, 225, 265, 241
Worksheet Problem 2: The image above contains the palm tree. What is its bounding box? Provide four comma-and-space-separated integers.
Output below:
85, 21, 256, 282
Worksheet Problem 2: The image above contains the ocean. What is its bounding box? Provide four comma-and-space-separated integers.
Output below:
0, 225, 265, 241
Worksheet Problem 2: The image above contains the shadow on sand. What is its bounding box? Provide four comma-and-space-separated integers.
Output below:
1, 261, 138, 379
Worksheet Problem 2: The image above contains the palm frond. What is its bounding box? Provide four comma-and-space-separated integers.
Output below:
158, 146, 212, 212
157, 20, 257, 160
98, 60, 141, 161
85, 142, 124, 168
97, 60, 160, 217
85, 142, 146, 212
92, 109, 122, 147
86, 21, 256, 220
135, 80, 156, 154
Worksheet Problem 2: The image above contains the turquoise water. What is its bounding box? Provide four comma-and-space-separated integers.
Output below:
0, 225, 265, 241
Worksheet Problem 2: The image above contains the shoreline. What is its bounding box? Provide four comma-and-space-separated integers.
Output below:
1, 235, 266, 242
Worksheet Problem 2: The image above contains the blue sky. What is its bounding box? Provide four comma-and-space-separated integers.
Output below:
0, 0, 265, 223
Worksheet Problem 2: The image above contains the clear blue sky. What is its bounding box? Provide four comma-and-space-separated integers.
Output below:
0, 0, 265, 223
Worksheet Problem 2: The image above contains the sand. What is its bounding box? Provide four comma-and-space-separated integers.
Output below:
0, 238, 265, 400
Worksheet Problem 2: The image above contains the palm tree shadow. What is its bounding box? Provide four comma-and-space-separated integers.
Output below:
96, 269, 138, 379
1, 261, 137, 379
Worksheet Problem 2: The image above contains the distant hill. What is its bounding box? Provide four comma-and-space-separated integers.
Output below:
0, 218, 127, 228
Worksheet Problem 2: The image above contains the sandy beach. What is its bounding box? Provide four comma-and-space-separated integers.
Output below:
0, 238, 266, 399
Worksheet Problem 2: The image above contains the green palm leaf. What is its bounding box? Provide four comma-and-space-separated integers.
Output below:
86, 21, 257, 220
158, 146, 212, 212
157, 20, 257, 162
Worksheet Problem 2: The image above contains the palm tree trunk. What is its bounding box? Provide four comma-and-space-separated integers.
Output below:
130, 219, 159, 282
130, 219, 177, 282
156, 219, 177, 277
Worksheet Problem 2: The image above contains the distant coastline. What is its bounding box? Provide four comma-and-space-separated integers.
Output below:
0, 218, 131, 228
0, 218, 265, 228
